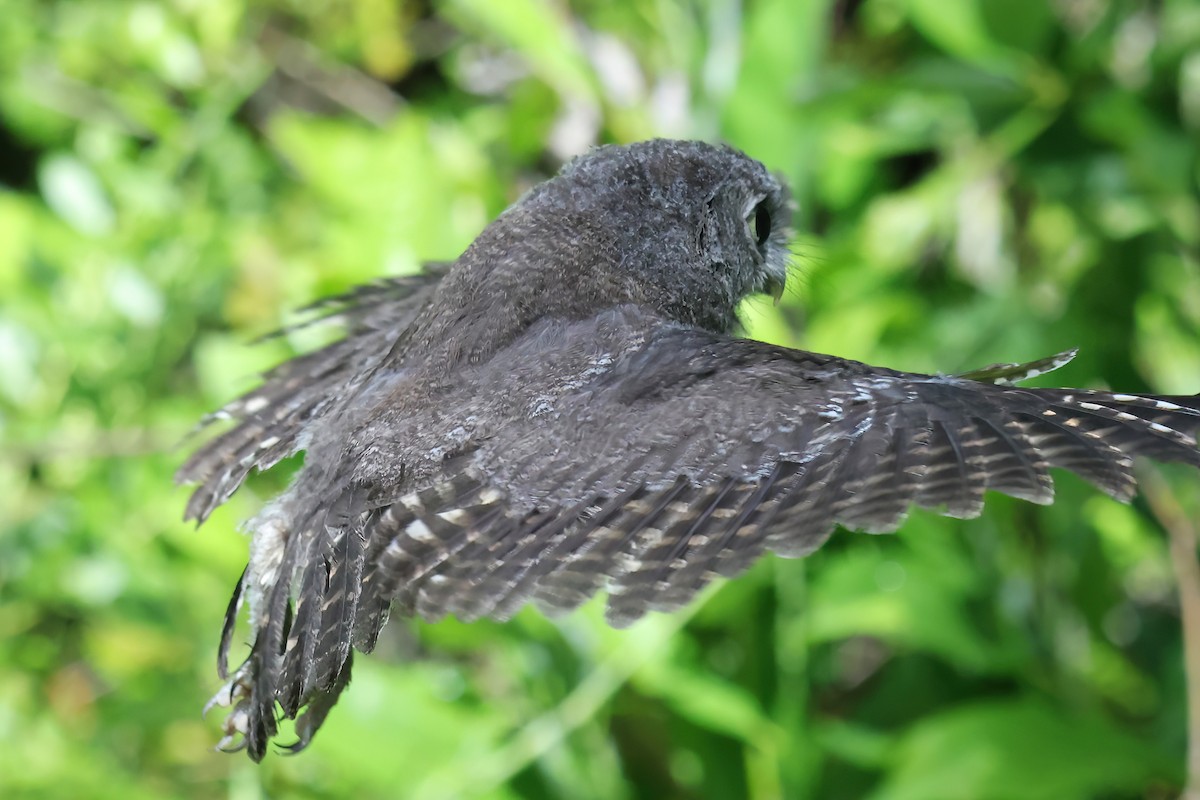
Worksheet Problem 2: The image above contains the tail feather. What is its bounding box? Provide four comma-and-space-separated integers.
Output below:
283, 652, 354, 755
310, 517, 366, 691
235, 534, 300, 761
278, 533, 329, 716
217, 568, 247, 681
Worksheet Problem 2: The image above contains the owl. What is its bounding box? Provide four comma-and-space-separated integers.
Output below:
178, 139, 1200, 760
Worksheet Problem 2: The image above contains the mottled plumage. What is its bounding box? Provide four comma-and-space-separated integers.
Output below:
178, 139, 1200, 760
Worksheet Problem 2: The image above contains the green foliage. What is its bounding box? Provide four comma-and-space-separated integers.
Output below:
1, 0, 1198, 797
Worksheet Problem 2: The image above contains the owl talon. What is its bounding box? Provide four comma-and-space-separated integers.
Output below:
215, 727, 249, 754
205, 660, 255, 751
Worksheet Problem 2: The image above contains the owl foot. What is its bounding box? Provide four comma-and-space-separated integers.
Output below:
203, 659, 254, 753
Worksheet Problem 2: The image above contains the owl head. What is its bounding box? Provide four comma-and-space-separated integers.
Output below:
452, 139, 793, 337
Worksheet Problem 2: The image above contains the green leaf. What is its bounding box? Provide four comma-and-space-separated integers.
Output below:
441, 0, 598, 102
635, 663, 780, 746
903, 0, 1019, 75
38, 154, 115, 236
871, 697, 1175, 800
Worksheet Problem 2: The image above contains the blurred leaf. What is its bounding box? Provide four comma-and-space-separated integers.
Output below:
38, 154, 114, 236
903, 0, 1019, 76
442, 0, 598, 102
805, 538, 1005, 672
871, 697, 1175, 800
978, 0, 1055, 54
636, 662, 780, 746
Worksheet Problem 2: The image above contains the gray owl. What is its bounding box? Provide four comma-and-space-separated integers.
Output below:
178, 139, 1200, 760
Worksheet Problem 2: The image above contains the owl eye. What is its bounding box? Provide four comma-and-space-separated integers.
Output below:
748, 201, 771, 249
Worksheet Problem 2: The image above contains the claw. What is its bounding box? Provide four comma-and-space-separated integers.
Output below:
204, 657, 255, 752
215, 730, 249, 753
202, 682, 234, 717
278, 738, 305, 754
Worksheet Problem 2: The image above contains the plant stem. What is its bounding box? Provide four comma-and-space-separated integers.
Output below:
1142, 468, 1200, 800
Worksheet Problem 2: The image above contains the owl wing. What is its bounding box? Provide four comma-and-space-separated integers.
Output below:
176, 263, 450, 523
199, 323, 1200, 760
368, 328, 1200, 633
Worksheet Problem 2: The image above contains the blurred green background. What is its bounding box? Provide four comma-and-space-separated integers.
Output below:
2, 0, 1199, 798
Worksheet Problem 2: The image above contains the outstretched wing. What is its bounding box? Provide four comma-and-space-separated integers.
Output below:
177, 264, 450, 523
196, 322, 1200, 760
370, 330, 1200, 631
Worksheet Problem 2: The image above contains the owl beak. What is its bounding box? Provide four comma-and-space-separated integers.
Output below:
765, 275, 786, 306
